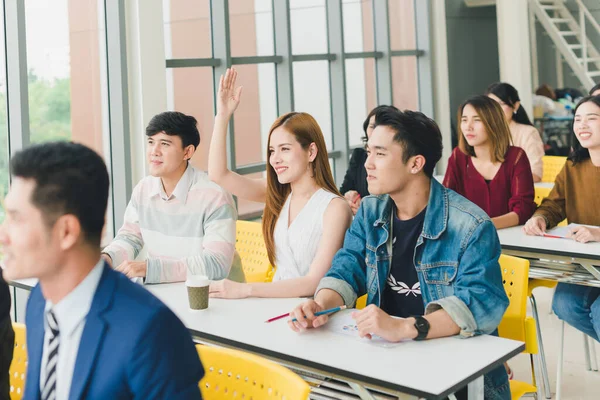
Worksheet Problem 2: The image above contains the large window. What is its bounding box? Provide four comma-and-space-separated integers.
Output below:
24, 0, 113, 240
163, 0, 429, 218
0, 0, 130, 243
0, 3, 8, 223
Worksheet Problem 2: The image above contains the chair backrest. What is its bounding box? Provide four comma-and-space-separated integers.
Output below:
235, 220, 274, 283
9, 323, 26, 400
534, 186, 552, 206
498, 255, 530, 344
196, 345, 310, 400
541, 156, 566, 183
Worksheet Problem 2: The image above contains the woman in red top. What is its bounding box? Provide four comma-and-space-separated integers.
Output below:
443, 95, 536, 229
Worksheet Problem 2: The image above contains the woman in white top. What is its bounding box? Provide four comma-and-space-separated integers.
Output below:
487, 82, 545, 182
208, 68, 352, 298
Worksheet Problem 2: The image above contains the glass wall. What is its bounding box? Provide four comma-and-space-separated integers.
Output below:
0, 3, 8, 223
0, 0, 130, 242
160, 0, 428, 218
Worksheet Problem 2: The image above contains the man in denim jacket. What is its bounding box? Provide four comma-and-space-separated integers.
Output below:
289, 109, 510, 399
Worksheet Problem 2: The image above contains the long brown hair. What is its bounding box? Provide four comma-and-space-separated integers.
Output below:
262, 112, 341, 266
457, 95, 512, 163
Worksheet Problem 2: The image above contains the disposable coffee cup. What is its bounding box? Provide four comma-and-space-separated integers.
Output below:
186, 275, 210, 310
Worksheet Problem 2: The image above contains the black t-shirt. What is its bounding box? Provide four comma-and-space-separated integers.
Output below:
0, 272, 10, 321
381, 207, 426, 318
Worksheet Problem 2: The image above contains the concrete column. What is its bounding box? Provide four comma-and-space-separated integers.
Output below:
496, 0, 534, 118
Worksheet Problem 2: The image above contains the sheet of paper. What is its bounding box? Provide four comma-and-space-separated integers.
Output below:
544, 223, 589, 239
325, 309, 406, 348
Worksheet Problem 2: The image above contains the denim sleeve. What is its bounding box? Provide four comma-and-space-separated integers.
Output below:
315, 202, 369, 306
425, 219, 509, 338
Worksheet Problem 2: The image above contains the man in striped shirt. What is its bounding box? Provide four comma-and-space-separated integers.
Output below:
102, 111, 243, 284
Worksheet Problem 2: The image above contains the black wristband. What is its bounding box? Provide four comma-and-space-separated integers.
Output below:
412, 316, 430, 341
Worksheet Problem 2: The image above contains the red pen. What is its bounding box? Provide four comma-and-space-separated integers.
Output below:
542, 233, 563, 239
265, 312, 290, 323
265, 305, 347, 323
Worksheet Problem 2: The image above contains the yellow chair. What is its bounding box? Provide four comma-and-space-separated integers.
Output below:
355, 294, 367, 310
533, 186, 551, 207
235, 221, 275, 283
497, 255, 540, 400
196, 345, 310, 399
541, 156, 566, 183
9, 323, 27, 400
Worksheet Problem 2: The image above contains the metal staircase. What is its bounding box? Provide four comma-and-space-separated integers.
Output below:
530, 0, 600, 88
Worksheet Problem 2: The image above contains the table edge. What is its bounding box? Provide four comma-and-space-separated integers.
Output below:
500, 244, 600, 262
189, 327, 524, 399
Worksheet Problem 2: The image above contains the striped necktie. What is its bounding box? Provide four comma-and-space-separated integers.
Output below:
42, 309, 59, 400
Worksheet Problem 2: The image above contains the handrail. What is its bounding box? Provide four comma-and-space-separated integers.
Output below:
575, 0, 600, 37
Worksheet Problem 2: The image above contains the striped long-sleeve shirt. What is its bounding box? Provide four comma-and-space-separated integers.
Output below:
103, 165, 241, 284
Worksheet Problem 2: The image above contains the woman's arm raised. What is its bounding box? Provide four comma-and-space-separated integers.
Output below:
208, 68, 267, 203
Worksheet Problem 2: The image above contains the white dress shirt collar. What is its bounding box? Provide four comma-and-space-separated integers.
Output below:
44, 258, 104, 337
150, 163, 194, 204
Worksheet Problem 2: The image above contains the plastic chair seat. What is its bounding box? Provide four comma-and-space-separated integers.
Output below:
196, 344, 310, 399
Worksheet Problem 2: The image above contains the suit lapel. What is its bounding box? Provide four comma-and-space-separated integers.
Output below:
68, 264, 116, 400
24, 286, 45, 400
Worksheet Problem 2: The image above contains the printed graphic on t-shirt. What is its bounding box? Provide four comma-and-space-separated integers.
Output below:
386, 275, 421, 297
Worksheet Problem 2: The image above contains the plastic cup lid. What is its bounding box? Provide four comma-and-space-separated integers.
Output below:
186, 274, 210, 287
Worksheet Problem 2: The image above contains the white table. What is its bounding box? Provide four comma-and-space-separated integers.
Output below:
149, 283, 523, 400
9, 279, 524, 400
498, 226, 600, 286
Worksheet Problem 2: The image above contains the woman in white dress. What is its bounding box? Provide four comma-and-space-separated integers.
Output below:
208, 68, 352, 298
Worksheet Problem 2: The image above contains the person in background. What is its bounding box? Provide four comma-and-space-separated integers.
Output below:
487, 82, 544, 182
102, 111, 244, 284
589, 82, 600, 96
523, 95, 600, 342
289, 107, 510, 400
0, 142, 204, 399
340, 105, 398, 215
533, 83, 570, 117
0, 272, 13, 400
443, 95, 536, 229
207, 68, 352, 299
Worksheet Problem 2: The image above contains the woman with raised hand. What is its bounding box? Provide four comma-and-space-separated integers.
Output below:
486, 82, 545, 182
443, 95, 536, 229
208, 68, 352, 299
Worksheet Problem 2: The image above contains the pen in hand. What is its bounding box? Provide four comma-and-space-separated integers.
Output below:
290, 305, 347, 322
265, 305, 347, 323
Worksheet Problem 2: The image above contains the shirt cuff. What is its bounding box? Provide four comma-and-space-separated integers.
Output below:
102, 250, 119, 268
533, 213, 549, 225
145, 259, 161, 284
425, 295, 478, 338
315, 277, 358, 307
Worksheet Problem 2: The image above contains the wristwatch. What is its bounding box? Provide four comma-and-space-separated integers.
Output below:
412, 316, 430, 341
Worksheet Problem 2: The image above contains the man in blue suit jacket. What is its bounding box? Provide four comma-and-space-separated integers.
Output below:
0, 142, 204, 400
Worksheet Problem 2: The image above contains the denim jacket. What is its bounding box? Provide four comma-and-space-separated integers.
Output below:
316, 179, 509, 338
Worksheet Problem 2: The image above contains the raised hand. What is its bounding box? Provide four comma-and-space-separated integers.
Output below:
216, 67, 243, 118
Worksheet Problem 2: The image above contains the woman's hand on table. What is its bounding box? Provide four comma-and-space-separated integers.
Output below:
567, 226, 600, 243
523, 216, 547, 236
209, 279, 251, 299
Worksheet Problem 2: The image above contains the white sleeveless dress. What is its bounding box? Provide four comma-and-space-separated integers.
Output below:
272, 188, 340, 281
